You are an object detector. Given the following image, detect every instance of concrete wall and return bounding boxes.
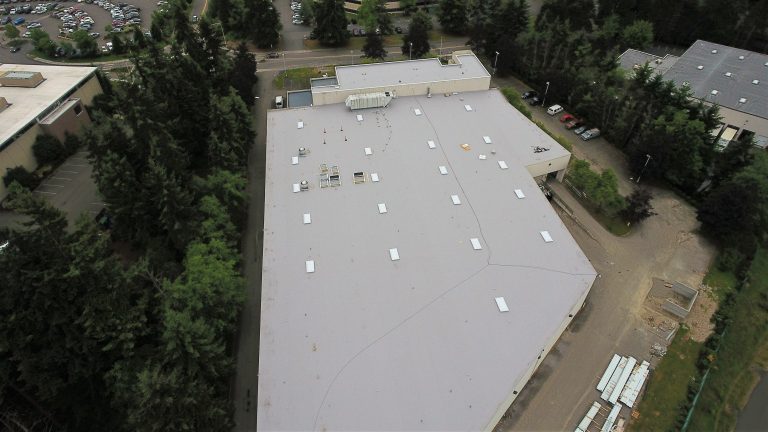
[311,77,492,106]
[0,73,102,201]
[0,125,42,199]
[484,281,593,431]
[705,102,768,141]
[526,154,570,178]
[41,100,93,143]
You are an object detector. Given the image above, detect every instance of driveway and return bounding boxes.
[34,150,104,227]
[490,75,716,431]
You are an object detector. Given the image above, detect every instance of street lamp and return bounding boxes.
[636,154,652,184]
[409,42,413,60]
[493,51,500,75]
[282,52,287,72]
[541,81,550,107]
[350,49,354,65]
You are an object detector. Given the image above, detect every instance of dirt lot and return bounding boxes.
[490,75,717,431]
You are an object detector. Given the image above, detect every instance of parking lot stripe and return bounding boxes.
[63,164,88,167]
[42,184,65,188]
[59,170,78,174]
[51,177,73,181]
[34,191,56,195]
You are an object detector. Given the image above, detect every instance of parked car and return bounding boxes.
[559,113,574,123]
[547,104,564,115]
[573,125,588,135]
[565,118,583,130]
[521,90,538,99]
[527,96,542,106]
[581,128,601,140]
[12,15,23,24]
[10,45,20,52]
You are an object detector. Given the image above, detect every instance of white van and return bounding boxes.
[275,95,284,109]
[547,104,563,116]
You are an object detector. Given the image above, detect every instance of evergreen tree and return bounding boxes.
[399,0,417,15]
[230,42,258,107]
[485,0,528,58]
[313,0,350,46]
[438,0,468,34]
[242,0,282,48]
[402,9,432,57]
[466,0,500,49]
[363,32,387,59]
[299,0,315,24]
[620,188,655,223]
[620,20,653,50]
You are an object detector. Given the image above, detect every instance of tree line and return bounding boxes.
[208,0,281,48]
[0,5,257,431]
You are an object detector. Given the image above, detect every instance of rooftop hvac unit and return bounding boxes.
[345,91,394,110]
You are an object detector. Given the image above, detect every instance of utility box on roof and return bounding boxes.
[344,91,393,110]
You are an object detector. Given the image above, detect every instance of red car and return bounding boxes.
[565,118,584,130]
[560,113,575,123]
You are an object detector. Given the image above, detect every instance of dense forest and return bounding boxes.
[0,7,257,431]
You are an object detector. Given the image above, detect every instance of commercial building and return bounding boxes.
[258,53,597,430]
[618,41,768,149]
[343,0,434,13]
[0,64,101,200]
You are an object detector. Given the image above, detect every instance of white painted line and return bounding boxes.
[451,195,461,205]
[42,184,64,188]
[495,297,509,312]
[63,164,88,167]
[50,177,73,181]
[59,170,78,174]
[34,191,56,195]
[470,238,482,250]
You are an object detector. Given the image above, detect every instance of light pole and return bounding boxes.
[350,49,354,65]
[409,42,413,60]
[636,154,652,184]
[493,51,500,75]
[541,81,550,107]
[282,52,287,72]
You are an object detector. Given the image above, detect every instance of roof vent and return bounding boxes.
[739,97,747,104]
[711,49,718,54]
[697,65,704,70]
[765,62,768,67]
[725,72,732,77]
[739,55,745,60]
[298,147,308,156]
[711,90,719,95]
[0,71,44,87]
[300,180,309,191]
[753,79,760,85]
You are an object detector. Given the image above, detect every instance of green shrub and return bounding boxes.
[32,134,67,166]
[535,120,572,151]
[3,166,39,189]
[566,159,626,215]
[501,87,532,119]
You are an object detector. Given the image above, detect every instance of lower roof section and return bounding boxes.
[258,89,597,431]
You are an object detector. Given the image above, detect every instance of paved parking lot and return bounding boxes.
[34,151,103,226]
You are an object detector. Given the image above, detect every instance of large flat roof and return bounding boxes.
[617,48,679,76]
[0,64,96,148]
[312,53,490,93]
[259,89,596,431]
[663,40,768,119]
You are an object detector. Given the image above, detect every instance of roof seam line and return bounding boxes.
[311,263,491,430]
[415,98,493,265]
[487,263,595,277]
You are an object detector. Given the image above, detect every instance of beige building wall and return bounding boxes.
[0,73,102,201]
[0,125,42,199]
[526,154,570,179]
[312,76,492,106]
[714,104,768,138]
